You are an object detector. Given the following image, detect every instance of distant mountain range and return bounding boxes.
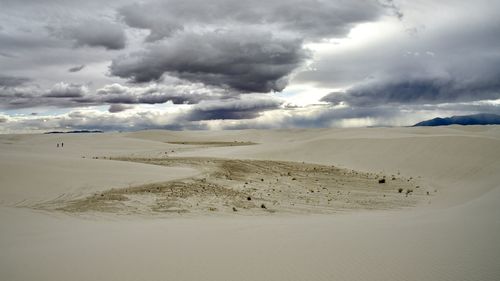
[413,113,500,127]
[44,130,103,134]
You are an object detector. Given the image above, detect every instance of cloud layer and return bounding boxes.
[112,0,390,93]
[302,0,500,108]
[119,0,384,42]
[110,30,309,92]
[321,75,500,106]
[0,80,226,109]
[1,0,499,132]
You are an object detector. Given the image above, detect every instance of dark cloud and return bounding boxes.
[68,65,85,72]
[0,116,7,123]
[321,76,500,106]
[108,104,133,113]
[0,75,31,87]
[54,20,126,50]
[112,0,394,93]
[118,0,385,42]
[185,97,282,121]
[44,82,87,98]
[96,83,221,105]
[110,30,310,92]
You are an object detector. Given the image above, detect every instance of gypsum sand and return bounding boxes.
[35,157,430,215]
[165,141,257,147]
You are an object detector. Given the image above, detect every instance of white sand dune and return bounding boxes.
[0,133,198,205]
[1,126,500,281]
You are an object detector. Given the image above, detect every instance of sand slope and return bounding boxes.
[1,126,500,281]
[0,133,198,205]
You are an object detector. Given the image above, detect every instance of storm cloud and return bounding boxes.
[321,76,500,106]
[110,30,309,92]
[111,0,394,93]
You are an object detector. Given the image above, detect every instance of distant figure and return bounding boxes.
[61,142,64,148]
[57,143,59,148]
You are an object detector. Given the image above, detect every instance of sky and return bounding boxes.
[0,0,499,132]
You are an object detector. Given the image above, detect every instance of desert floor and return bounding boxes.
[1,126,500,281]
